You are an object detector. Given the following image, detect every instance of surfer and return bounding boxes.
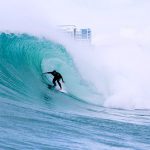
[43,70,64,90]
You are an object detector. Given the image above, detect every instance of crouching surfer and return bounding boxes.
[43,70,64,90]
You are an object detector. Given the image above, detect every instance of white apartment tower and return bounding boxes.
[59,25,92,43]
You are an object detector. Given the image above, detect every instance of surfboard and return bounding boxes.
[47,84,67,93]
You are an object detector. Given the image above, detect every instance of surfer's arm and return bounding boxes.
[61,77,65,83]
[43,72,52,74]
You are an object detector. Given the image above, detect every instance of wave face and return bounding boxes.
[0,33,44,101]
[0,33,150,150]
[0,33,101,104]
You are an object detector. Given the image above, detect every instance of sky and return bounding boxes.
[0,0,150,46]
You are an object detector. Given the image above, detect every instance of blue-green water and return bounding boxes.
[0,33,150,150]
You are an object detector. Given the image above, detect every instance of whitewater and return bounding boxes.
[0,32,150,150]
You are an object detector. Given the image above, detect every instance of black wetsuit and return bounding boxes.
[47,71,64,89]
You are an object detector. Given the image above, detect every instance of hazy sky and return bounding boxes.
[0,0,150,45]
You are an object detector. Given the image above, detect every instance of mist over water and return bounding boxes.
[64,37,150,109]
[98,41,150,109]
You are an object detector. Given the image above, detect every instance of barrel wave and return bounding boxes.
[0,33,91,104]
[0,32,150,150]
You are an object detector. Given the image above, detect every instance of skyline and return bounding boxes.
[0,0,150,46]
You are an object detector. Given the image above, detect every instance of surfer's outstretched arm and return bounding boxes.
[43,72,52,74]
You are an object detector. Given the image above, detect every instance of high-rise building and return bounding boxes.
[58,25,92,43]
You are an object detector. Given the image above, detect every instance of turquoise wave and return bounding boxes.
[0,33,150,150]
[0,32,99,105]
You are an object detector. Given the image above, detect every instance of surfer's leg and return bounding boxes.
[52,78,57,87]
[57,80,62,89]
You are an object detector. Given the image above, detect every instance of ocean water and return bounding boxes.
[0,33,150,150]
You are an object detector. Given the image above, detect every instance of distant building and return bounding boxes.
[58,25,92,43]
